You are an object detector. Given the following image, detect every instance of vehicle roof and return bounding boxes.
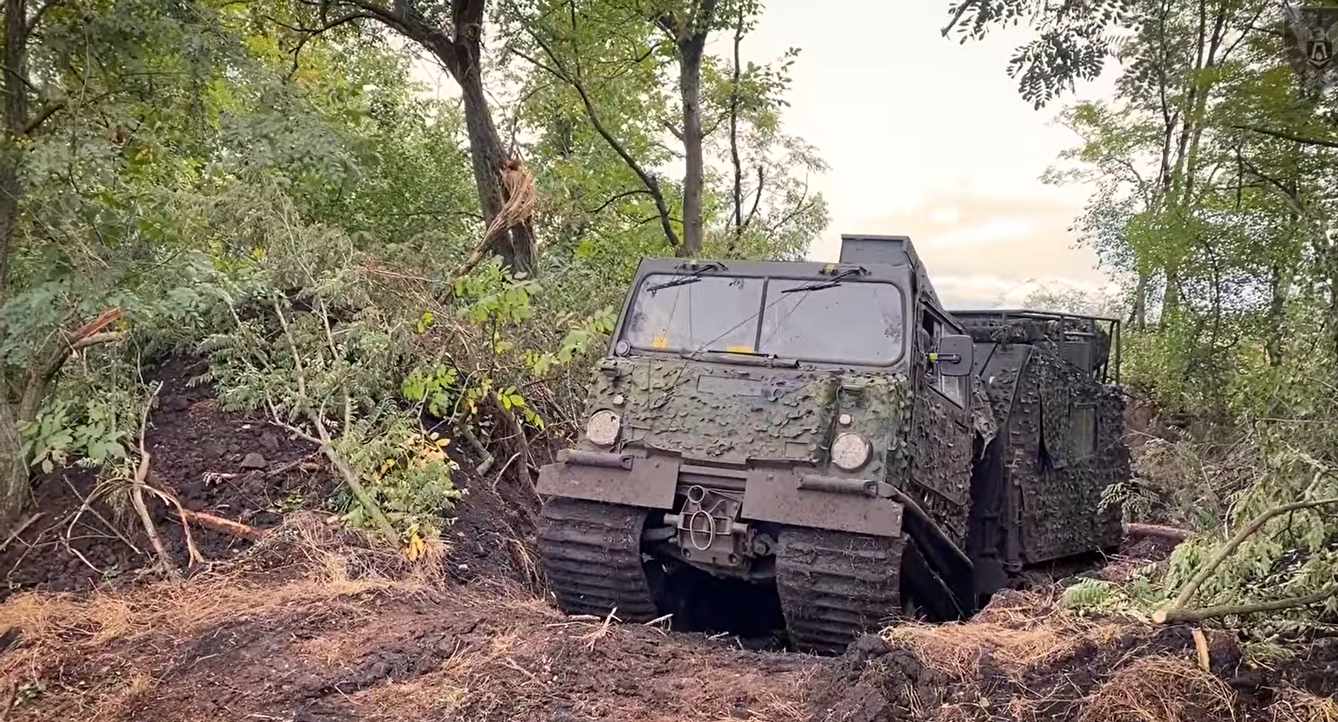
[633,256,911,282]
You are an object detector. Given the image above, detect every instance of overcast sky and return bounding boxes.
[410,3,1121,308]
[741,3,1121,308]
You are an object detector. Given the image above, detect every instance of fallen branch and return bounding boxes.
[145,486,205,566]
[130,382,179,580]
[0,513,41,553]
[272,297,398,542]
[459,423,495,475]
[1192,628,1210,671]
[1156,584,1338,625]
[265,452,321,478]
[176,508,264,542]
[1126,522,1195,543]
[1154,495,1338,623]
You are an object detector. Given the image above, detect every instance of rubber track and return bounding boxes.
[537,497,661,622]
[775,527,905,654]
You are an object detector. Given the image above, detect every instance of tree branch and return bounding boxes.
[517,29,681,249]
[941,0,981,37]
[25,0,61,38]
[743,165,764,230]
[20,99,62,136]
[277,12,377,75]
[1153,495,1338,622]
[272,297,398,542]
[585,189,652,216]
[1157,583,1338,625]
[1233,124,1338,150]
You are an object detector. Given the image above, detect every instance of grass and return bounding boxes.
[1080,656,1237,722]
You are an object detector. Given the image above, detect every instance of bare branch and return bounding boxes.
[516,28,682,249]
[585,189,652,216]
[1233,124,1338,150]
[20,99,62,135]
[130,382,180,579]
[1157,584,1338,625]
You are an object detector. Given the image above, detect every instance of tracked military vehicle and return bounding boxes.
[535,234,1129,653]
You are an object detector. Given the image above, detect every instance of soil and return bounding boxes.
[1,367,1336,721]
[0,357,538,602]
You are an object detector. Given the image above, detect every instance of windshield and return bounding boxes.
[758,279,905,363]
[624,275,764,353]
[621,273,905,365]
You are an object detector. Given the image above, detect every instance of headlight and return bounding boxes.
[585,410,621,446]
[831,433,870,470]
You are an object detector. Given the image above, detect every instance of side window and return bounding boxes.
[1073,404,1096,459]
[922,309,966,408]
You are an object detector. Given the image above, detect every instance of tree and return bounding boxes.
[652,0,720,255]
[289,0,538,277]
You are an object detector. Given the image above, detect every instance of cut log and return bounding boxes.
[1125,522,1195,542]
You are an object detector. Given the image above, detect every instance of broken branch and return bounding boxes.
[272,297,398,542]
[1156,584,1338,625]
[1125,522,1195,542]
[130,382,179,579]
[175,509,264,542]
[0,513,41,553]
[1154,495,1338,622]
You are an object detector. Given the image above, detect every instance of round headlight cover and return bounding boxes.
[586,409,621,446]
[831,433,871,470]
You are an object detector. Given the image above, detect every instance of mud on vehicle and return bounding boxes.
[535,234,1130,653]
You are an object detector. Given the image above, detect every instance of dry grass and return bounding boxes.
[1270,685,1338,722]
[1080,656,1237,722]
[882,590,1124,683]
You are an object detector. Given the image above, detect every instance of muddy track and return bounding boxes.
[536,498,663,621]
[776,527,905,654]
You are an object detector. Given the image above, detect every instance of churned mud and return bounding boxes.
[1,364,1336,721]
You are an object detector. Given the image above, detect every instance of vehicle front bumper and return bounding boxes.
[535,449,903,537]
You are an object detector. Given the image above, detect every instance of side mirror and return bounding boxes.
[932,334,975,377]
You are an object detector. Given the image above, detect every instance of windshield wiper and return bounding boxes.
[780,266,866,294]
[690,349,799,368]
[646,261,728,293]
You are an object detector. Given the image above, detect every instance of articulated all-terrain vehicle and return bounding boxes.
[535,234,1130,653]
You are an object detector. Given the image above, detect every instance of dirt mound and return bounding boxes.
[805,586,1338,722]
[0,358,328,599]
[808,596,1239,722]
[1,355,540,601]
[0,520,816,722]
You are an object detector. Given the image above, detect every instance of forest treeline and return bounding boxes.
[0,0,1335,634]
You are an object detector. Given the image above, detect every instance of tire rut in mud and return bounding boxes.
[536,497,662,621]
[775,527,905,654]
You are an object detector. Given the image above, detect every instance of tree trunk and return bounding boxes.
[0,398,27,532]
[727,10,744,250]
[0,0,29,531]
[0,0,27,291]
[456,69,536,276]
[1160,268,1180,324]
[1131,271,1148,331]
[678,45,704,257]
[1265,260,1287,367]
[354,0,537,278]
